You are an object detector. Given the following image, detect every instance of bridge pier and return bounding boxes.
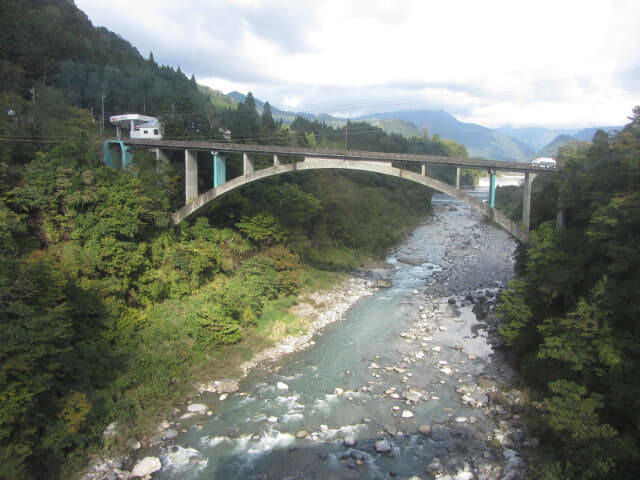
[243,153,254,176]
[489,170,497,208]
[116,138,555,243]
[556,206,565,230]
[213,153,226,187]
[103,140,133,168]
[522,172,536,233]
[185,149,198,202]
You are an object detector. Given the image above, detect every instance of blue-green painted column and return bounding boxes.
[213,153,226,187]
[103,140,133,168]
[122,144,133,167]
[489,170,496,208]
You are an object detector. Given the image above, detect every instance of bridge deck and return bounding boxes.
[124,138,556,173]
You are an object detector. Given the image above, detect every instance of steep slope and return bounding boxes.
[0,0,217,137]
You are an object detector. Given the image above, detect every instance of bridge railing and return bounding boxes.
[122,138,557,174]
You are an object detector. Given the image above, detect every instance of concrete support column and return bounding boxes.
[456,167,461,188]
[421,164,427,176]
[489,170,497,208]
[273,155,280,167]
[556,186,565,230]
[556,207,565,230]
[213,154,226,188]
[155,148,169,173]
[243,153,254,176]
[522,172,535,232]
[185,149,198,203]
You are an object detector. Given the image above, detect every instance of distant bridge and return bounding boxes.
[105,138,558,243]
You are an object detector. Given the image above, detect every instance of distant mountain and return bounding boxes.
[497,125,624,151]
[227,91,316,122]
[226,92,622,162]
[357,110,535,162]
[227,97,534,161]
[227,91,248,104]
[364,118,422,138]
[532,134,576,159]
[573,126,623,142]
[495,126,577,151]
[527,126,623,160]
[317,117,423,138]
[199,85,236,109]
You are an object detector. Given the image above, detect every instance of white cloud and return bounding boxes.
[75,0,640,128]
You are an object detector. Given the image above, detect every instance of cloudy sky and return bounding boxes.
[75,0,639,128]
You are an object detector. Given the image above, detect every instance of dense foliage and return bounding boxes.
[0,0,223,142]
[0,138,435,480]
[0,2,475,478]
[497,108,640,478]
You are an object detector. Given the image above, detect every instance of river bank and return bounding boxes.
[81,276,378,480]
[83,198,535,480]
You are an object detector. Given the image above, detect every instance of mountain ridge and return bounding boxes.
[225,94,621,162]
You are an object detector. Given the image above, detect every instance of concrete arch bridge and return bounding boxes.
[110,139,558,244]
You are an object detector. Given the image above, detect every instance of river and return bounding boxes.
[153,191,528,480]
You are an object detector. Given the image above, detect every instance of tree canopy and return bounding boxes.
[497,109,640,479]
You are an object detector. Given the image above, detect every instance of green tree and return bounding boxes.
[261,101,277,132]
[497,107,640,478]
[231,92,260,142]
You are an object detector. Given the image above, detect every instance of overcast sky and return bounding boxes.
[75,0,639,129]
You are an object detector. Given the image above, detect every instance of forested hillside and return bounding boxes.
[496,108,640,478]
[0,0,225,145]
[0,2,472,479]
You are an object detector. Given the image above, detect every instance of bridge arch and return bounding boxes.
[172,157,529,243]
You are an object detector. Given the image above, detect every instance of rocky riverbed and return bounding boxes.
[82,197,535,480]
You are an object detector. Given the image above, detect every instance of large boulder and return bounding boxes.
[375,440,392,453]
[397,257,427,266]
[376,279,393,288]
[131,456,162,478]
[403,390,421,403]
[102,422,118,438]
[215,380,239,394]
[383,424,397,436]
[343,434,357,447]
[187,403,208,414]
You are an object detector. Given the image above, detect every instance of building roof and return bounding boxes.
[110,114,159,127]
[135,120,160,129]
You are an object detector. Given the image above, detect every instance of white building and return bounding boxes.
[110,113,162,139]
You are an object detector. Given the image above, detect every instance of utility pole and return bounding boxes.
[100,94,105,137]
[345,118,349,150]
